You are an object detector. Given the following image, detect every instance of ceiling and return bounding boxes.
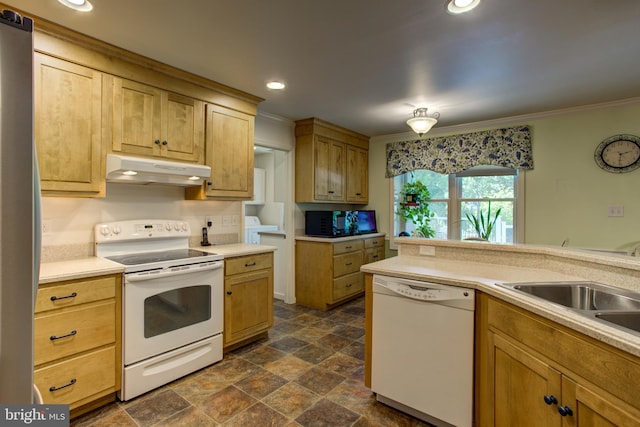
[6,0,640,136]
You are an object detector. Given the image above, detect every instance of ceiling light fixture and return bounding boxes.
[266,81,285,90]
[407,108,440,136]
[446,0,480,14]
[57,0,93,12]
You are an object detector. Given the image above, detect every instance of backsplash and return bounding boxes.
[41,183,242,262]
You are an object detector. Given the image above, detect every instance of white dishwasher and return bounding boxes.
[371,274,475,427]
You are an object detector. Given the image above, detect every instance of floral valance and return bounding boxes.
[385,125,533,177]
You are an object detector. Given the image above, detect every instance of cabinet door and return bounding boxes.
[111,77,162,157]
[35,54,105,196]
[562,376,640,427]
[314,137,345,201]
[162,92,204,163]
[491,333,562,427]
[346,145,368,203]
[204,104,254,198]
[224,269,273,346]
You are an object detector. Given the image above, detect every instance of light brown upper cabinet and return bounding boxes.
[346,145,368,204]
[186,104,255,200]
[295,118,369,204]
[34,53,106,197]
[110,77,205,163]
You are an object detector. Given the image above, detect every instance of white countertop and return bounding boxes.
[39,243,276,284]
[362,251,640,358]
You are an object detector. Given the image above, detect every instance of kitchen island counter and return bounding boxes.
[361,238,640,357]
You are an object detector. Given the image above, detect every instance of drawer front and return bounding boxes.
[363,236,384,249]
[333,251,363,277]
[225,252,273,276]
[333,272,364,301]
[36,276,116,314]
[333,240,363,255]
[364,246,385,264]
[35,346,115,407]
[35,301,115,366]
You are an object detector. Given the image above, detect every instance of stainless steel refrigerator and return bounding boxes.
[0,9,41,404]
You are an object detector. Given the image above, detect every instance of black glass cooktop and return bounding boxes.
[106,249,212,266]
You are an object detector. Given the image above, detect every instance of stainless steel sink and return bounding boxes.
[511,282,640,311]
[595,312,640,334]
[500,281,640,336]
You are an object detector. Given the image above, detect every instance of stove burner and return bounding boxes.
[106,249,212,266]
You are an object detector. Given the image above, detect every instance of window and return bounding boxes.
[392,166,523,244]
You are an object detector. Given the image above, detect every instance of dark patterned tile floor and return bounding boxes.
[70,297,434,427]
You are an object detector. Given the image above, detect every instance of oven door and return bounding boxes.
[123,261,223,365]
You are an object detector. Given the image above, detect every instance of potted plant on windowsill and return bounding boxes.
[465,200,502,241]
[397,180,435,238]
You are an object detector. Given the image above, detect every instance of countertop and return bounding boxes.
[295,232,385,243]
[39,243,276,284]
[361,252,640,358]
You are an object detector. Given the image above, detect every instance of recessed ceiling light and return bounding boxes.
[266,81,286,90]
[57,0,93,12]
[447,0,480,14]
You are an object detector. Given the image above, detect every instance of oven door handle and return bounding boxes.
[126,261,223,282]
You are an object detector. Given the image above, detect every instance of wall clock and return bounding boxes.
[594,134,640,173]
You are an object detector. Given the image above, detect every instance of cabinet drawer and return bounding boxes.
[35,301,115,366]
[363,236,384,249]
[225,252,273,276]
[364,247,385,264]
[333,272,364,301]
[36,276,116,314]
[333,240,362,255]
[333,251,363,277]
[35,346,115,407]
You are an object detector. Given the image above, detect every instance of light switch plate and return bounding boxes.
[608,205,624,217]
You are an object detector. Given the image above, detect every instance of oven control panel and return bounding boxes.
[95,219,191,242]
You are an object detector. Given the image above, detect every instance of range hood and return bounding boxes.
[106,154,211,186]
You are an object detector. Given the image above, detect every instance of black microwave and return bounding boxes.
[305,210,377,237]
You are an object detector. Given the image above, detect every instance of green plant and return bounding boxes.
[466,200,502,240]
[396,180,435,238]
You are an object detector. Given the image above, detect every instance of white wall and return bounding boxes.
[41,183,242,260]
[368,99,640,252]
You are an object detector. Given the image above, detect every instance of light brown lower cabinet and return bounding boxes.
[477,293,640,426]
[34,274,121,418]
[223,252,274,349]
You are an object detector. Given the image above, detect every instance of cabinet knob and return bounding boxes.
[207,181,212,186]
[154,139,161,145]
[226,291,232,295]
[543,395,558,405]
[328,191,334,194]
[162,140,168,145]
[356,193,361,196]
[557,406,573,417]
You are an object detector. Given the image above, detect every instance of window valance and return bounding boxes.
[385,125,533,177]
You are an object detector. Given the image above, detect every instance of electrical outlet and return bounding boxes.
[419,245,436,256]
[42,220,51,234]
[222,215,231,227]
[608,205,624,217]
[206,216,213,228]
[232,215,239,226]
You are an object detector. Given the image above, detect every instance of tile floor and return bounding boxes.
[71,297,433,426]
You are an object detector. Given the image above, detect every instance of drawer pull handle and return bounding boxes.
[345,246,352,249]
[226,291,233,295]
[245,262,257,267]
[373,255,379,259]
[543,395,558,405]
[346,283,353,288]
[50,292,77,302]
[558,405,573,417]
[345,262,353,266]
[50,330,77,341]
[49,378,76,392]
